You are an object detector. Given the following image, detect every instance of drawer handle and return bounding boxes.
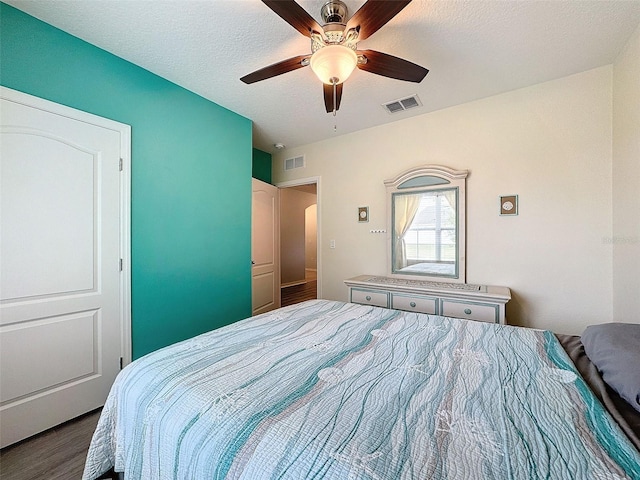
[366,295,372,301]
[464,308,472,315]
[410,302,416,308]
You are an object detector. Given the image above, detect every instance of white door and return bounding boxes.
[252,178,280,315]
[0,87,131,448]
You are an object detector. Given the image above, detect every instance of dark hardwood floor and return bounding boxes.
[281,280,317,307]
[0,409,101,480]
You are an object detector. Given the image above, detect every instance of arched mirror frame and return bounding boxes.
[384,165,469,283]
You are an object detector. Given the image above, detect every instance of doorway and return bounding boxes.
[278,182,318,307]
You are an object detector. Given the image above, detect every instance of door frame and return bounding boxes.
[1,86,132,367]
[276,176,321,299]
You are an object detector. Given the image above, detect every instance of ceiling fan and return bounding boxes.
[240,0,429,114]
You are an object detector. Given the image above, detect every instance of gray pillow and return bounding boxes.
[582,323,640,413]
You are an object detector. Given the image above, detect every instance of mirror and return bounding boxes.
[385,165,468,282]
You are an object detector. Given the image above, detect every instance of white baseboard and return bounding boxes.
[281,280,306,288]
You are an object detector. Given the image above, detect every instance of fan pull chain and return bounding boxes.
[331,78,338,131]
[332,78,337,117]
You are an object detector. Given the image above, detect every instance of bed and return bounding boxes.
[83,300,640,479]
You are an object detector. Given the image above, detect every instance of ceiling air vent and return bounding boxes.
[284,155,305,171]
[383,94,422,114]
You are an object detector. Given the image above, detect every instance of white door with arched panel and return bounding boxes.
[0,87,131,447]
[252,178,280,315]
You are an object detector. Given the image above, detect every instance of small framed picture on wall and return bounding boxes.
[358,206,369,223]
[500,195,518,216]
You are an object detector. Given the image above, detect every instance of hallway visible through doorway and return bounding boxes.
[280,183,317,307]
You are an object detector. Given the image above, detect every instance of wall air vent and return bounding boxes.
[284,155,305,171]
[383,94,423,114]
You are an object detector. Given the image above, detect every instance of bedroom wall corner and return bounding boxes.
[0,3,253,359]
[252,148,272,184]
[612,22,640,325]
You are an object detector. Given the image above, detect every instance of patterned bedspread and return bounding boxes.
[83,300,640,479]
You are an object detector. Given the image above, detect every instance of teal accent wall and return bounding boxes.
[0,3,253,359]
[252,148,272,184]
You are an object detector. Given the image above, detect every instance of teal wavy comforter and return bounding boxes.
[83,300,640,479]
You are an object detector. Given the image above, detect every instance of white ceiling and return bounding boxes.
[7,0,640,153]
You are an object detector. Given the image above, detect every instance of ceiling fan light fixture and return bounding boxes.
[310,45,357,85]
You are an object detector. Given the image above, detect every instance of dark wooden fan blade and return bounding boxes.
[240,55,310,84]
[346,0,412,41]
[356,49,428,82]
[262,0,323,38]
[323,82,343,113]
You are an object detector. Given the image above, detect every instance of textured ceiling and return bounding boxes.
[6,0,640,153]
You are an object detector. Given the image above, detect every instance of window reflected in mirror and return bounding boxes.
[393,188,457,276]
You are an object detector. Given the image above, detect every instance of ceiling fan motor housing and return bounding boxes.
[321,0,348,24]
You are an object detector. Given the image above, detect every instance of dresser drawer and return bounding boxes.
[440,300,498,323]
[391,294,437,314]
[351,289,389,308]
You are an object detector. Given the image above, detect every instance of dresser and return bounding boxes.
[344,275,511,324]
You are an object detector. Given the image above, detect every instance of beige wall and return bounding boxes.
[305,204,317,271]
[612,24,640,324]
[274,66,615,335]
